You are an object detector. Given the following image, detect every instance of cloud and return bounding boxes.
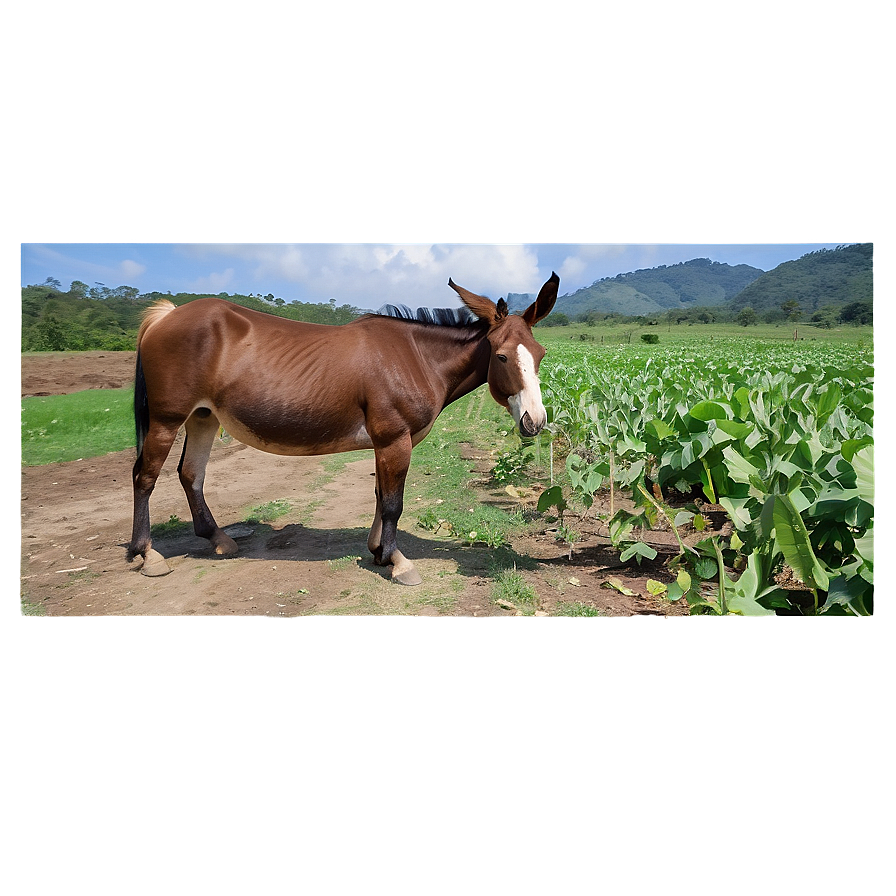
[191,243,545,308]
[188,267,236,294]
[119,259,146,279]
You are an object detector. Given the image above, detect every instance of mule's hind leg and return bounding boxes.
[128,420,181,576]
[178,410,239,557]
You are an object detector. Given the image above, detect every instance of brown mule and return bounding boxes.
[127,273,559,585]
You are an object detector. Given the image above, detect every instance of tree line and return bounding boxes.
[22,279,365,351]
[538,298,872,329]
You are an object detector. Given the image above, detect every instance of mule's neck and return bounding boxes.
[412,325,491,409]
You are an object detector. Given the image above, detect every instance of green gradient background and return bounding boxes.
[0,0,896,896]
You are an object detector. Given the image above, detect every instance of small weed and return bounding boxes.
[246,499,291,523]
[422,591,459,613]
[21,596,45,616]
[555,601,602,617]
[285,588,310,605]
[491,567,539,615]
[151,514,190,536]
[328,555,361,572]
[491,443,534,484]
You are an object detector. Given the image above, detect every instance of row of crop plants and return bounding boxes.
[534,338,873,615]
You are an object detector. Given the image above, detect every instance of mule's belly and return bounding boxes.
[210,404,375,457]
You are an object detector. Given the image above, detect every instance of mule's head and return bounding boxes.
[449,272,559,438]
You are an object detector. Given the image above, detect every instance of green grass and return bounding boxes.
[555,601,602,617]
[409,389,536,549]
[151,514,192,537]
[245,499,292,523]
[491,567,539,615]
[328,555,362,572]
[21,596,45,616]
[21,387,134,465]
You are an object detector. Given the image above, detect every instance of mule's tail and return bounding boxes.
[134,300,177,457]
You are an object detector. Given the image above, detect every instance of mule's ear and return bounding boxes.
[448,278,498,323]
[522,272,560,327]
[496,297,509,320]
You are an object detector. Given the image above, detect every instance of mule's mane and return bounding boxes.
[371,304,485,329]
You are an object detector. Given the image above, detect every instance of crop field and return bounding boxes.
[533,329,874,615]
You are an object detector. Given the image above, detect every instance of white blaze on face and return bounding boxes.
[506,344,546,434]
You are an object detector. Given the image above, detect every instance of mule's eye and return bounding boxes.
[497,353,508,363]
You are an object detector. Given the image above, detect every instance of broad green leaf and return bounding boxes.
[823,573,872,615]
[815,382,842,422]
[732,386,751,420]
[841,437,873,463]
[646,579,667,596]
[715,418,754,440]
[773,494,829,591]
[619,541,658,563]
[723,446,762,485]
[603,576,637,596]
[725,592,776,616]
[689,400,729,421]
[537,485,567,515]
[794,435,825,469]
[851,445,873,505]
[854,529,873,568]
[692,556,718,580]
[646,418,677,440]
[719,497,752,528]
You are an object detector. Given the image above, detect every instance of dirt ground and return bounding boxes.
[21,352,690,617]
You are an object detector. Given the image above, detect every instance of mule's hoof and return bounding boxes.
[391,552,422,586]
[212,532,239,557]
[141,548,172,577]
[393,566,423,586]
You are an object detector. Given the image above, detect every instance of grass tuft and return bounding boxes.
[246,499,292,523]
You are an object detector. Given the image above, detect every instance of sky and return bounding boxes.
[20,243,846,311]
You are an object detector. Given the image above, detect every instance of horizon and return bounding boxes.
[20,243,849,311]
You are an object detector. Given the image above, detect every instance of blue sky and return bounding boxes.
[20,243,845,311]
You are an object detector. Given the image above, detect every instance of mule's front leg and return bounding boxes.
[371,436,422,586]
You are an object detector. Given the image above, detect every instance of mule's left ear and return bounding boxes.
[522,272,560,327]
[449,278,500,323]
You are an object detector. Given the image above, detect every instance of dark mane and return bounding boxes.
[371,304,483,328]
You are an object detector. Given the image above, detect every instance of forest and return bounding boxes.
[21,281,364,351]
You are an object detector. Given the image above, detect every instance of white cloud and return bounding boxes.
[188,268,235,294]
[197,243,545,308]
[119,259,146,279]
[141,242,550,308]
[559,255,586,283]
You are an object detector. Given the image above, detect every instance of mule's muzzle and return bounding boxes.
[519,411,544,438]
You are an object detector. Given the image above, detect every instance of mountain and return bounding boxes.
[729,243,872,313]
[555,258,763,318]
[506,292,534,313]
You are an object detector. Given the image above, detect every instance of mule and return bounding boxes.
[127,272,559,584]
